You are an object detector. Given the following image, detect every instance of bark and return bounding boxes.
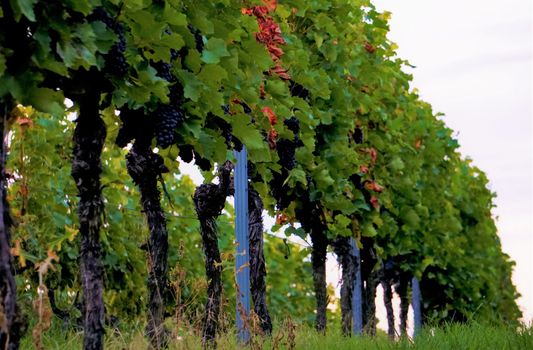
[310,225,328,333]
[71,92,106,350]
[126,144,169,349]
[332,236,356,336]
[193,163,232,346]
[0,101,27,350]
[397,273,410,337]
[362,269,378,335]
[382,279,395,339]
[297,198,328,333]
[248,189,272,335]
[361,241,377,336]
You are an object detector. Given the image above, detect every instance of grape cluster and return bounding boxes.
[269,116,306,209]
[155,104,184,148]
[90,8,128,77]
[275,116,304,171]
[207,115,234,149]
[152,61,176,82]
[270,171,296,210]
[151,57,187,149]
[353,127,363,144]
[276,139,296,170]
[240,102,252,114]
[188,25,205,53]
[289,81,310,100]
[284,117,300,134]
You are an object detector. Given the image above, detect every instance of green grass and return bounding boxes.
[20,320,532,349]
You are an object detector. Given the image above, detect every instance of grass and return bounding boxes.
[19,319,532,349]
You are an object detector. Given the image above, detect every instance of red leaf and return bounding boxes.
[16,117,33,127]
[262,107,277,125]
[268,128,278,149]
[276,212,288,225]
[269,63,290,80]
[262,0,278,11]
[267,44,284,60]
[364,41,376,53]
[369,148,378,164]
[359,165,369,174]
[365,180,384,193]
[253,6,269,17]
[370,196,380,209]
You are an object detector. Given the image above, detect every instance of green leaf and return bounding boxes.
[285,226,306,240]
[285,168,307,187]
[178,70,203,102]
[201,38,230,64]
[25,87,64,115]
[12,0,37,21]
[389,156,405,171]
[0,53,5,76]
[198,64,228,87]
[164,4,187,27]
[362,222,378,237]
[230,114,270,162]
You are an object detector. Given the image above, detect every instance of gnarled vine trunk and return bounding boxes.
[126,144,169,349]
[194,163,232,346]
[332,236,356,336]
[397,273,410,337]
[71,92,106,350]
[0,101,27,350]
[311,230,328,333]
[308,202,328,334]
[361,240,377,336]
[382,279,395,338]
[298,198,328,333]
[248,189,272,335]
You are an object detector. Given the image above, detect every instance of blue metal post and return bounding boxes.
[234,147,250,344]
[411,277,422,337]
[351,238,363,335]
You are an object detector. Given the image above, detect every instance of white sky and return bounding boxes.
[371,0,533,323]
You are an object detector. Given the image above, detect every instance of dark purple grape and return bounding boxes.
[152,61,176,82]
[89,7,128,77]
[188,25,204,52]
[276,139,296,170]
[289,81,309,99]
[155,104,184,148]
[284,117,300,134]
[353,127,363,144]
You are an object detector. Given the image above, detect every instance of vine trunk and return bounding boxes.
[0,101,27,350]
[332,236,356,336]
[71,92,106,350]
[248,189,272,335]
[194,163,232,346]
[126,144,169,349]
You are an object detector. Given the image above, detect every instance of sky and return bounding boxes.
[371,0,533,323]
